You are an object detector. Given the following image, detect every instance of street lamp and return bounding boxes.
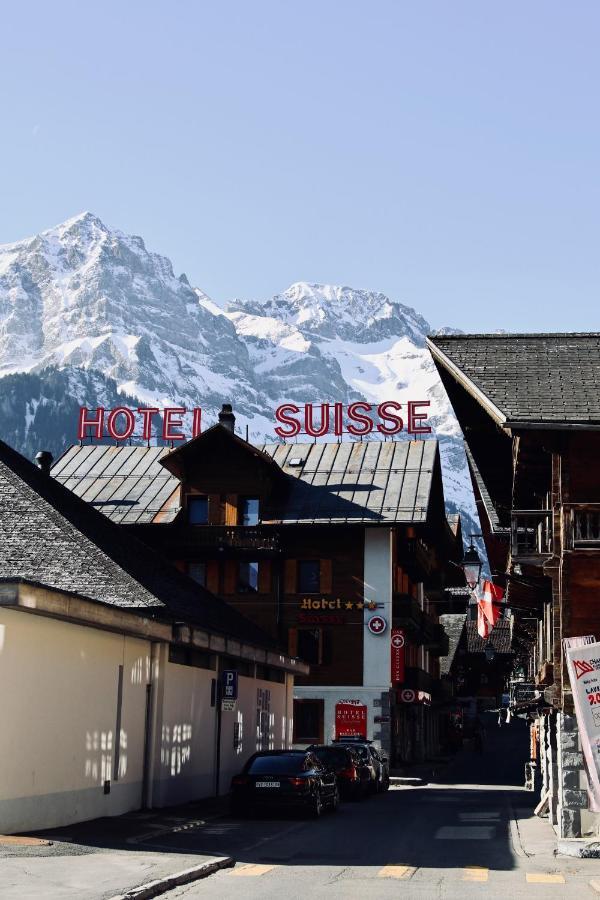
[461,540,483,591]
[484,639,496,663]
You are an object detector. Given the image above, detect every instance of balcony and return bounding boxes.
[156,525,280,555]
[398,538,434,579]
[510,510,552,562]
[393,593,425,637]
[424,623,449,657]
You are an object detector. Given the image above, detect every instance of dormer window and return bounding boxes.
[188,496,209,525]
[241,497,259,526]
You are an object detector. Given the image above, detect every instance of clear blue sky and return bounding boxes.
[1,1,599,331]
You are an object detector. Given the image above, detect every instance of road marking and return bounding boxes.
[231,863,277,877]
[0,835,52,846]
[463,866,489,882]
[377,865,416,879]
[435,825,495,840]
[525,873,566,884]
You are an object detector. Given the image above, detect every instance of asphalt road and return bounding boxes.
[151,716,600,899]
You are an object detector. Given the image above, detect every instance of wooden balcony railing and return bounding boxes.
[510,510,552,560]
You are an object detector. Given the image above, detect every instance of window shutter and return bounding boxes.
[258,559,271,593]
[288,627,298,657]
[284,559,297,593]
[224,560,237,594]
[208,494,221,525]
[225,494,238,526]
[206,560,220,593]
[320,559,332,594]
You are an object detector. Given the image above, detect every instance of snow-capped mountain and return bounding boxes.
[0,213,476,529]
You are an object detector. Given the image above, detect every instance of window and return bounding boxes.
[296,627,332,666]
[298,559,320,593]
[188,496,208,525]
[241,497,260,526]
[188,562,206,586]
[238,561,259,592]
[293,699,324,744]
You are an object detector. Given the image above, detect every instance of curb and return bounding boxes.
[390,777,426,786]
[108,856,235,900]
[557,839,600,858]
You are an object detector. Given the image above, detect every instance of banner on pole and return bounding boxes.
[391,628,405,685]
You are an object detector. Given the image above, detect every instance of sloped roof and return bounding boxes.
[466,619,513,655]
[0,439,278,647]
[439,614,466,675]
[52,445,179,523]
[261,440,438,524]
[54,436,441,526]
[427,333,600,428]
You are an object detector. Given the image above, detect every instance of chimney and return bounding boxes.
[35,450,54,475]
[218,403,236,433]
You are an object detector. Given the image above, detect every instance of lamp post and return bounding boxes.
[460,538,483,591]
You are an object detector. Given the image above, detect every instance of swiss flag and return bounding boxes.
[475,580,505,638]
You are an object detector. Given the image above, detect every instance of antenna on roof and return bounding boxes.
[246,424,249,442]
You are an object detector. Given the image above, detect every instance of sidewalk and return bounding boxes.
[0,798,234,900]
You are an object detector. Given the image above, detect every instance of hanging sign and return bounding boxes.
[564,635,600,811]
[391,628,405,685]
[399,689,416,703]
[367,615,387,635]
[335,702,367,739]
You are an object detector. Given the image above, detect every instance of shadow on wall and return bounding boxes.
[161,723,193,777]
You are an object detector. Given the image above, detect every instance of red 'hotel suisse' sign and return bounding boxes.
[335,701,367,739]
[76,401,432,441]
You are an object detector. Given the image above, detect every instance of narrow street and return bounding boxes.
[144,716,600,898]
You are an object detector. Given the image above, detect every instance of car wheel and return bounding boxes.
[312,792,323,818]
[382,775,390,792]
[329,786,340,812]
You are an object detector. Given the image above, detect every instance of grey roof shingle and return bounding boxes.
[427,333,600,427]
[439,614,466,675]
[0,439,279,648]
[466,619,512,654]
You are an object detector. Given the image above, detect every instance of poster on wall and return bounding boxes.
[564,635,600,812]
[335,701,367,739]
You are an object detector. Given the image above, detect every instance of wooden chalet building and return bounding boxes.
[52,405,464,765]
[428,333,600,840]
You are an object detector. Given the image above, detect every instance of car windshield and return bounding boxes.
[312,748,350,767]
[352,746,369,761]
[247,755,306,775]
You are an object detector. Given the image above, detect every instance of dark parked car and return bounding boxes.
[230,750,340,817]
[308,744,371,800]
[332,738,390,792]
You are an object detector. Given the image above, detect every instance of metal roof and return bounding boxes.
[261,440,438,524]
[53,438,439,526]
[52,445,180,524]
[427,333,600,428]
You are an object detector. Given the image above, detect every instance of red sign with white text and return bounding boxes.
[391,628,405,685]
[335,702,367,739]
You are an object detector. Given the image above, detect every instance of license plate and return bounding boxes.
[256,781,280,788]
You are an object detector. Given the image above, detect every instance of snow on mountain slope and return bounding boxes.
[0,217,477,528]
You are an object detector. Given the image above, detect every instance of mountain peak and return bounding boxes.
[230,282,431,345]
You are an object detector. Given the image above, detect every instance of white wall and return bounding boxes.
[363,528,393,688]
[151,656,217,807]
[293,685,387,750]
[218,674,293,793]
[0,608,150,833]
